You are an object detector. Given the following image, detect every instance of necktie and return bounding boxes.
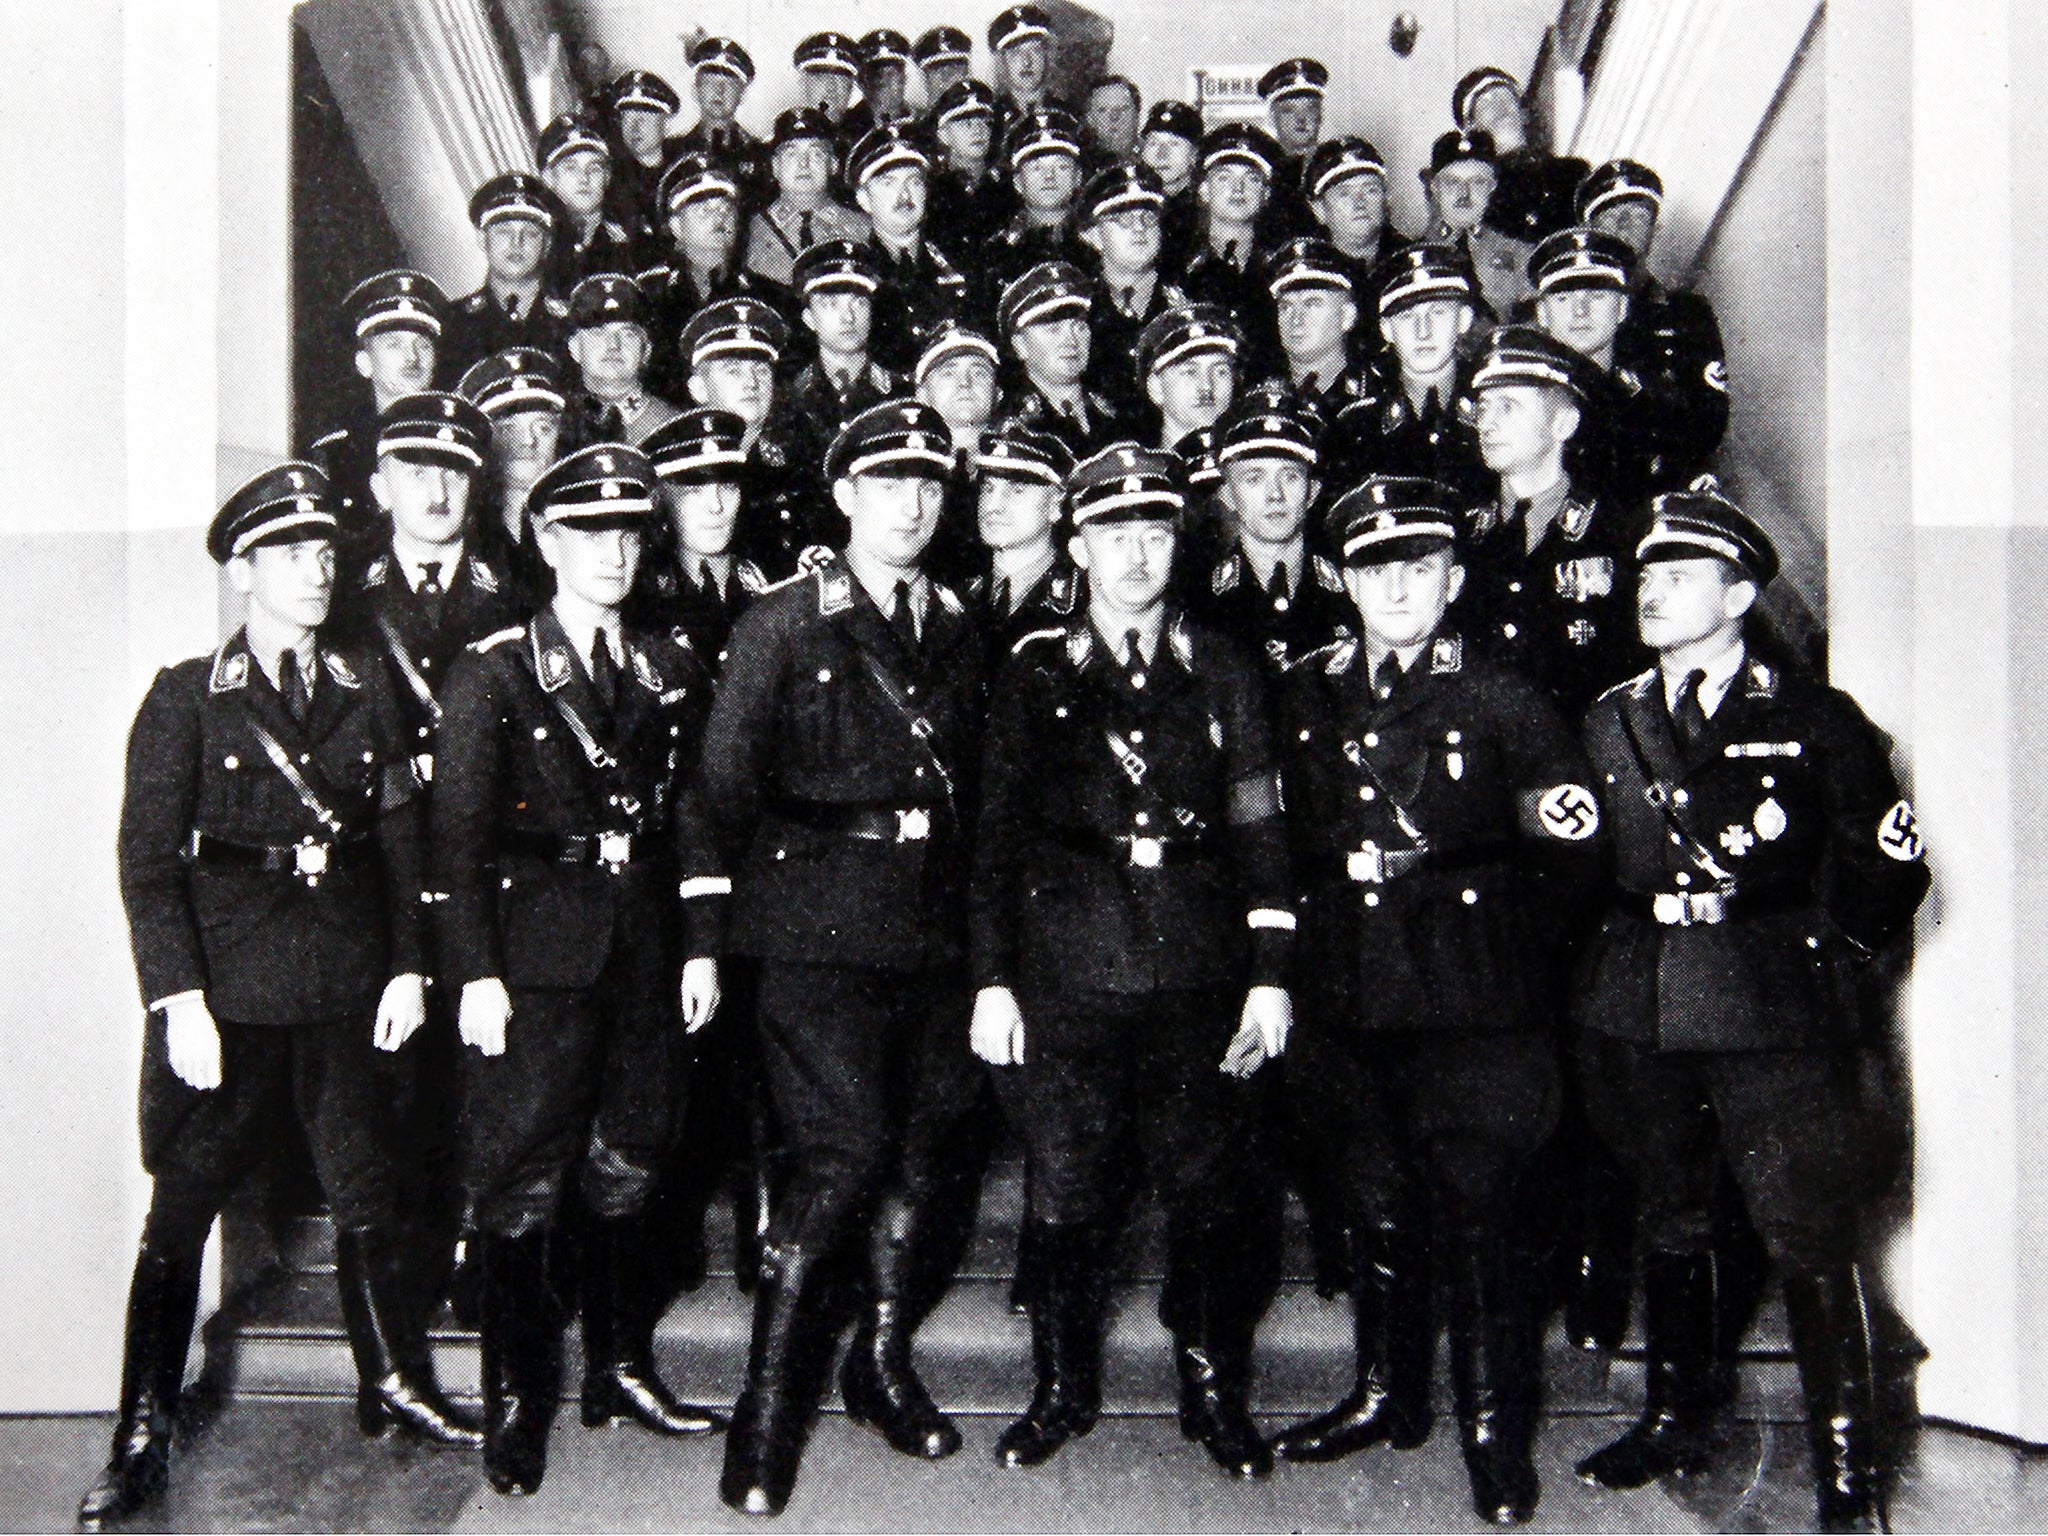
[282,650,313,723]
[1120,285,1136,317]
[418,561,443,595]
[599,404,626,441]
[991,575,1010,616]
[590,635,621,714]
[799,210,815,247]
[890,580,920,657]
[1671,668,1709,749]
[503,291,522,320]
[700,560,724,602]
[1372,651,1399,701]
[1223,240,1240,269]
[1270,563,1292,608]
[1125,628,1146,678]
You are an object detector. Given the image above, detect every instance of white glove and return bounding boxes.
[971,986,1028,1067]
[164,995,222,1091]
[459,977,512,1057]
[679,957,721,1032]
[374,973,428,1053]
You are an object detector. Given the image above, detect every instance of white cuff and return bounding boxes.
[679,876,733,900]
[1247,909,1297,931]
[150,989,204,1013]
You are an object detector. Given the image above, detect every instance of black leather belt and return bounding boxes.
[1047,824,1213,867]
[501,828,651,872]
[1613,887,1808,927]
[189,830,364,884]
[775,800,941,843]
[1318,841,1511,884]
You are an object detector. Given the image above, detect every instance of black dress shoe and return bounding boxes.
[582,1362,726,1435]
[360,1372,485,1448]
[720,1391,803,1517]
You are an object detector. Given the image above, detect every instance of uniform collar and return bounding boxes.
[1661,638,1747,719]
[1500,473,1571,553]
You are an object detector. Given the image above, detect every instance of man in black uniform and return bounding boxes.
[916,320,1005,583]
[791,32,862,142]
[838,29,919,146]
[1577,160,1731,488]
[913,25,975,107]
[605,70,682,252]
[457,347,569,600]
[337,393,525,1321]
[636,409,769,696]
[1459,324,1648,718]
[1182,123,1286,378]
[437,443,729,1497]
[1078,162,1189,424]
[309,271,448,544]
[443,174,570,385]
[1138,100,1204,275]
[997,261,1127,457]
[668,38,771,213]
[1318,245,1488,505]
[1267,238,1374,418]
[848,123,974,376]
[970,441,1295,1480]
[926,80,1009,257]
[1303,140,1403,332]
[1265,477,1601,1526]
[1419,130,1498,253]
[1569,483,1928,1534]
[988,4,1071,147]
[983,108,1090,309]
[639,152,780,402]
[539,113,640,289]
[964,421,1081,659]
[1199,397,1353,671]
[1136,303,1243,453]
[782,240,901,464]
[1255,58,1328,244]
[81,465,476,1532]
[701,402,989,1516]
[678,297,818,578]
[562,274,681,451]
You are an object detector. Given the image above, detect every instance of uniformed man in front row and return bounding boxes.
[436,444,730,1497]
[1570,482,1928,1535]
[970,443,1294,1481]
[701,401,990,1516]
[1267,477,1603,1526]
[336,392,524,1329]
[84,465,476,1532]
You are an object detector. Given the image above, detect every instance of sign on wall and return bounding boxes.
[1189,65,1274,125]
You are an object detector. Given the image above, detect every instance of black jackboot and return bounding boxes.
[77,1240,203,1531]
[1446,1238,1541,1525]
[1169,1232,1272,1481]
[1575,1250,1727,1489]
[479,1229,560,1497]
[1273,1219,1434,1460]
[1783,1264,1886,1535]
[721,1238,828,1517]
[995,1221,1105,1467]
[580,1215,724,1435]
[840,1192,960,1458]
[334,1226,482,1447]
[732,1084,777,1294]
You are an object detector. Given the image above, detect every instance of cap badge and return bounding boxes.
[1123,476,1142,494]
[438,427,455,442]
[907,432,926,451]
[602,481,620,498]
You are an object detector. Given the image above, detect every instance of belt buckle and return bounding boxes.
[293,839,329,886]
[1129,835,1164,868]
[596,831,632,872]
[896,807,931,842]
[1346,846,1384,884]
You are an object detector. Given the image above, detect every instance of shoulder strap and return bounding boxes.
[1614,701,1736,888]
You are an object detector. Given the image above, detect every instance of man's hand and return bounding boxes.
[1219,988,1291,1078]
[460,978,512,1057]
[164,995,222,1090]
[680,957,721,1032]
[374,973,428,1053]
[1244,985,1291,1059]
[971,986,1027,1067]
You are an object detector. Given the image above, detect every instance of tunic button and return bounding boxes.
[223,755,238,770]
[299,753,311,765]
[1806,936,1820,949]
[1669,833,1683,845]
[1274,597,1289,613]
[1363,892,1379,908]
[1508,581,1522,594]
[1298,730,1311,742]
[534,727,548,740]
[1131,673,1146,689]
[906,685,917,697]
[1502,623,1518,639]
[421,657,432,670]
[1446,731,1461,745]
[1762,775,1776,788]
[915,766,926,778]
[1129,729,1143,744]
[1363,732,1378,747]
[1358,787,1372,801]
[1461,889,1478,905]
[1675,872,1691,887]
[1135,812,1151,827]
[1673,789,1689,804]
[774,849,787,861]
[1055,706,1068,718]
[362,751,374,763]
[418,725,429,738]
[818,669,832,682]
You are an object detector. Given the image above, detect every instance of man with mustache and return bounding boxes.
[848,123,973,377]
[639,151,782,402]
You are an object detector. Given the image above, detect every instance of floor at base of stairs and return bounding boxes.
[9,1405,2046,1534]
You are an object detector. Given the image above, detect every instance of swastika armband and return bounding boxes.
[1877,799,1923,862]
[1519,782,1600,841]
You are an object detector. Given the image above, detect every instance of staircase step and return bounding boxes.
[209,1265,1803,1421]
